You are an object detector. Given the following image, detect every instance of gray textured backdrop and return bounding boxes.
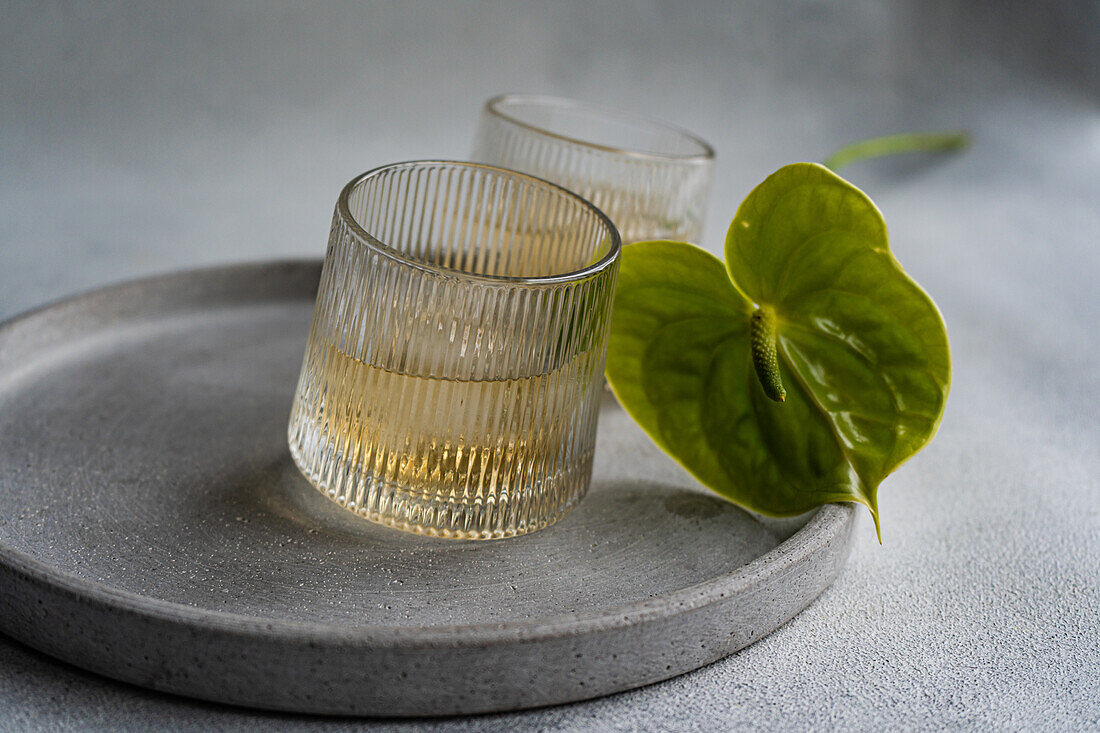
[1,1,1098,730]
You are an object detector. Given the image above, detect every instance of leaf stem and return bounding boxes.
[822,131,970,171]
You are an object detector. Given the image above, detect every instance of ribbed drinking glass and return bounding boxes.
[471,93,715,244]
[288,161,621,539]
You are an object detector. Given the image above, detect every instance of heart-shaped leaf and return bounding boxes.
[605,163,951,537]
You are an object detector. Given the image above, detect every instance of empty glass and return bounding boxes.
[471,93,715,244]
[288,161,621,539]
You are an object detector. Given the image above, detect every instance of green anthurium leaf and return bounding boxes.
[605,162,951,538]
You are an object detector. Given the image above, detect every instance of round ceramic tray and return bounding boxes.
[0,261,857,716]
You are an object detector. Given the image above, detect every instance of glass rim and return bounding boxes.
[337,160,622,286]
[483,93,716,163]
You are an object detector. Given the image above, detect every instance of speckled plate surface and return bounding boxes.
[0,261,856,716]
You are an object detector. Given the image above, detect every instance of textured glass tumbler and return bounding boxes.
[288,161,621,539]
[472,93,715,244]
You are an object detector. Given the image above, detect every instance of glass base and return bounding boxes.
[287,422,590,540]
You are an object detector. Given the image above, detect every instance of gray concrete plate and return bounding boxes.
[0,261,857,716]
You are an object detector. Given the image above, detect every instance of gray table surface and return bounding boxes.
[1,2,1097,730]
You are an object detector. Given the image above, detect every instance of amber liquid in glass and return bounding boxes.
[290,337,596,539]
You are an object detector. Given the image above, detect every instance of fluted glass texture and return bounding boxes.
[288,162,621,539]
[471,94,715,245]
